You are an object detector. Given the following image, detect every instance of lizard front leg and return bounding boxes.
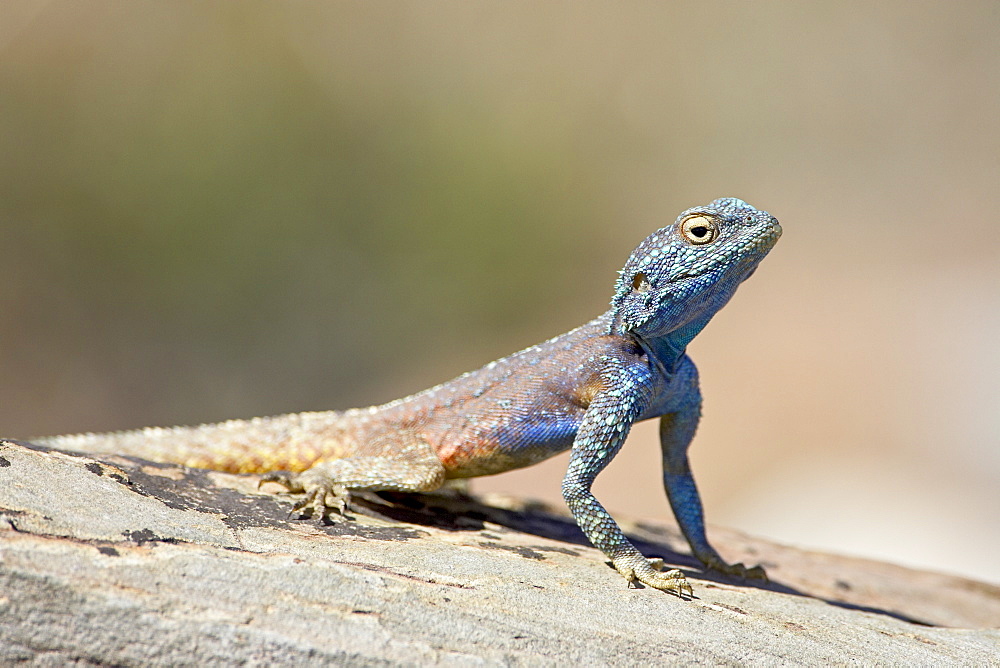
[261,430,446,518]
[561,355,692,596]
[659,388,766,580]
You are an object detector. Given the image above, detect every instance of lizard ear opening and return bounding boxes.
[631,273,651,293]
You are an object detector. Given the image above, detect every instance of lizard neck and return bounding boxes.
[631,316,711,377]
[606,301,720,378]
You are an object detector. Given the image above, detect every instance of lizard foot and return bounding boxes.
[700,554,768,581]
[615,556,693,597]
[259,470,304,492]
[259,470,352,520]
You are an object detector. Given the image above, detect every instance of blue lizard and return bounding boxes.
[38,197,781,595]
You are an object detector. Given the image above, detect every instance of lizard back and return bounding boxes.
[34,314,621,475]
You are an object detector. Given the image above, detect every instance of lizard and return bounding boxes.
[34,197,781,595]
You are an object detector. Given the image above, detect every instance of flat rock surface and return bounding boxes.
[1,439,998,666]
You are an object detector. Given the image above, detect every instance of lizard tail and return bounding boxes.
[32,410,363,474]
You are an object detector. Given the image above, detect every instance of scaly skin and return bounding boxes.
[36,197,781,596]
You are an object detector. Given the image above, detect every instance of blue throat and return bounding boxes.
[633,317,713,378]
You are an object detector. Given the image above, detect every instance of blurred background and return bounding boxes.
[1,2,998,584]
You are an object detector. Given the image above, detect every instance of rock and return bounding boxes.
[1,439,997,665]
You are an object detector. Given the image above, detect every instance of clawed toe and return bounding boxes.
[646,568,693,597]
[740,564,768,581]
[259,470,353,522]
[616,557,693,597]
[259,470,300,492]
[286,484,351,521]
[290,487,322,516]
[724,561,767,581]
[708,557,768,582]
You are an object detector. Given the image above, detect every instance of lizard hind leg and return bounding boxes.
[260,430,446,520]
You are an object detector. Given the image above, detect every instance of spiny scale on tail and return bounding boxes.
[34,409,369,474]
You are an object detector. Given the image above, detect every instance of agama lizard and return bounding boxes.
[35,197,781,595]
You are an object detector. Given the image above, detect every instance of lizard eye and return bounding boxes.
[631,272,651,293]
[680,215,720,245]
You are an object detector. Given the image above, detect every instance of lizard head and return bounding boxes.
[610,198,781,349]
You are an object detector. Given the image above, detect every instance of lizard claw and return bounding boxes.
[737,564,768,581]
[640,566,693,597]
[701,555,768,582]
[259,470,302,492]
[260,471,351,520]
[615,557,693,597]
[289,482,351,520]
